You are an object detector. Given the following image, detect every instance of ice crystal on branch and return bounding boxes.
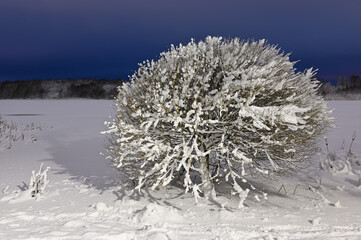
[104,36,331,206]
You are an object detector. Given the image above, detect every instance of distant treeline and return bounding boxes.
[0,79,125,99]
[318,75,361,100]
[2,75,361,100]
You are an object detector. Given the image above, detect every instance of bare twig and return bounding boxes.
[277,184,287,195]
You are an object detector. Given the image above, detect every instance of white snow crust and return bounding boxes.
[0,100,361,239]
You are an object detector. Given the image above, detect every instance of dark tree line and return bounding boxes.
[318,75,361,97]
[0,79,124,99]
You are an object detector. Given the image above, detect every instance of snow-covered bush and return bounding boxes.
[0,115,21,151]
[104,36,331,204]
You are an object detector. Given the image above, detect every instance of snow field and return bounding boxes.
[0,100,360,239]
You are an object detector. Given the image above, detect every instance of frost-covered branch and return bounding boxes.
[29,163,50,197]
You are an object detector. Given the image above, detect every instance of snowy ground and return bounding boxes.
[0,100,361,240]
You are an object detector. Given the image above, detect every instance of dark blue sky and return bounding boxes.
[1,0,360,83]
